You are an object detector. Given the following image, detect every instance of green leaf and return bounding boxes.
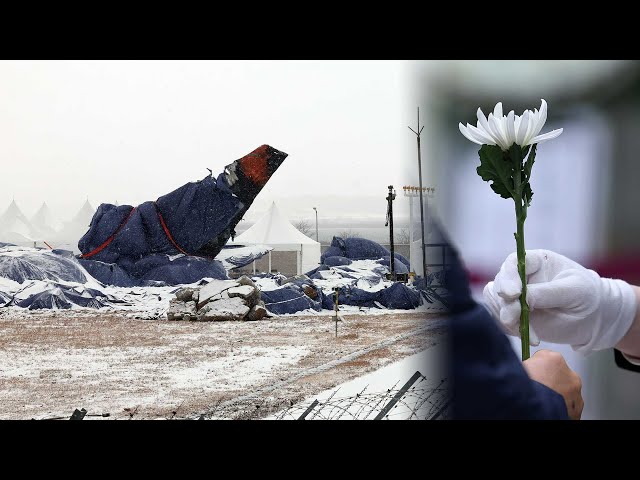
[523,144,537,182]
[522,144,537,207]
[522,180,534,207]
[476,145,515,200]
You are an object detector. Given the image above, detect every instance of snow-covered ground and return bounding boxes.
[0,310,446,420]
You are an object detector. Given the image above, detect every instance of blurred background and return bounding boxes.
[410,60,640,419]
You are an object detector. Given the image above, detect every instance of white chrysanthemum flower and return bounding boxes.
[459,99,563,151]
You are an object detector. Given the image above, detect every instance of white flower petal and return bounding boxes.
[505,110,516,148]
[529,100,548,141]
[460,99,561,150]
[488,113,509,150]
[467,123,497,145]
[476,108,497,143]
[515,110,530,145]
[493,102,503,118]
[523,110,540,145]
[459,122,484,145]
[529,128,563,145]
[538,99,548,127]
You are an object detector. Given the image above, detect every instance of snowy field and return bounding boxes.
[0,245,448,420]
[0,310,447,420]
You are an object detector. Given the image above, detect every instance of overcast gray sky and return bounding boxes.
[0,60,417,224]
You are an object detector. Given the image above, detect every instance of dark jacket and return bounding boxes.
[442,226,569,419]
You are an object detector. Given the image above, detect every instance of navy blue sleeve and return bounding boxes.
[437,220,569,420]
[451,303,569,420]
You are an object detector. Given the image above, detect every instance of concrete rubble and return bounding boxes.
[167,276,266,322]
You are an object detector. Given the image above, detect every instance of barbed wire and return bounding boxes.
[272,373,450,420]
[28,372,451,420]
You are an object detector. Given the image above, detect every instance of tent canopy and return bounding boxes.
[0,199,38,243]
[31,202,63,234]
[234,202,320,274]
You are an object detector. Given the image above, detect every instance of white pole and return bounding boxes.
[252,259,256,275]
[268,250,272,273]
[408,195,414,270]
[313,207,318,241]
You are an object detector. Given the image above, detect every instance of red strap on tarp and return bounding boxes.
[80,207,136,259]
[154,202,192,256]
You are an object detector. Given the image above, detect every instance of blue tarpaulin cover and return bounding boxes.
[260,236,422,314]
[77,145,287,286]
[320,237,410,270]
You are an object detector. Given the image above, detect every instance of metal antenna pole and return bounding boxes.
[313,207,318,242]
[385,185,396,281]
[408,107,427,279]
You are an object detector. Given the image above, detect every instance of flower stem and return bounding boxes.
[515,206,530,360]
[513,182,530,361]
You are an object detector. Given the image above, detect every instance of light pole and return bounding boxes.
[409,107,427,279]
[313,207,319,242]
[385,185,397,281]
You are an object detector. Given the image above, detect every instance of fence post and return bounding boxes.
[374,371,422,420]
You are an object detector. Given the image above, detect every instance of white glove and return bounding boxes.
[483,249,638,353]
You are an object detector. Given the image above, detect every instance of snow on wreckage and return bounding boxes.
[0,144,436,316]
[0,145,287,311]
[76,144,287,286]
[255,236,426,315]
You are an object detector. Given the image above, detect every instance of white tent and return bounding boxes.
[71,199,95,226]
[0,199,39,246]
[234,202,321,275]
[53,199,96,253]
[30,202,63,237]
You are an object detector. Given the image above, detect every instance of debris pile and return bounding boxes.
[167,276,267,321]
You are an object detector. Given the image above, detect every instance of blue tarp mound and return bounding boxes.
[0,250,88,284]
[337,286,382,308]
[324,256,352,267]
[379,282,421,309]
[283,277,332,308]
[76,145,287,286]
[260,285,322,315]
[251,272,287,286]
[321,290,335,310]
[0,291,11,306]
[321,237,390,263]
[0,248,120,310]
[15,284,113,310]
[394,252,410,269]
[260,274,422,314]
[320,237,411,271]
[377,256,409,274]
[319,246,343,260]
[79,254,227,287]
[336,282,421,310]
[78,259,138,288]
[305,265,330,278]
[139,255,227,285]
[215,244,272,270]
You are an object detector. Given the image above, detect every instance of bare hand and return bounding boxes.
[523,349,584,420]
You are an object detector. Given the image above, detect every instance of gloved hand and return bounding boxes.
[483,249,638,353]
